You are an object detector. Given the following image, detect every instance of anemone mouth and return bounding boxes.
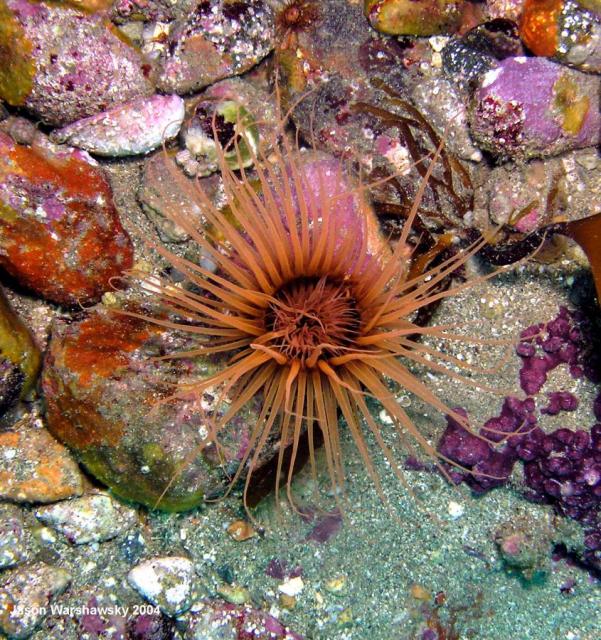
[264,276,362,368]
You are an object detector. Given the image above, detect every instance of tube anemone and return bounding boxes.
[122,122,513,514]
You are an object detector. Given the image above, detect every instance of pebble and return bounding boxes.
[35,493,137,544]
[226,519,256,541]
[127,556,195,616]
[50,94,185,158]
[0,0,153,126]
[0,562,71,639]
[0,413,84,504]
[0,504,31,569]
[411,76,482,161]
[278,576,304,597]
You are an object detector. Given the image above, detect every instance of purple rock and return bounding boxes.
[470,57,601,159]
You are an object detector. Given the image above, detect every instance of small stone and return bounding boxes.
[216,583,251,605]
[226,519,256,541]
[493,512,555,578]
[324,575,347,595]
[410,583,431,601]
[50,94,185,158]
[278,576,304,597]
[128,556,195,616]
[0,414,84,504]
[0,562,71,638]
[35,494,137,544]
[279,593,296,609]
[0,504,31,569]
[139,151,222,243]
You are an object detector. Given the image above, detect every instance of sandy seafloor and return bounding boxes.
[12,221,601,639]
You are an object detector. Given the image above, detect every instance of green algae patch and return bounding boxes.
[0,0,35,106]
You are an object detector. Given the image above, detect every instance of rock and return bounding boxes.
[520,0,601,73]
[410,76,482,161]
[156,0,274,94]
[0,288,41,412]
[176,77,277,177]
[484,0,525,21]
[0,562,71,639]
[35,494,137,544]
[470,56,601,159]
[494,510,557,578]
[110,0,174,24]
[127,556,195,616]
[50,94,185,158]
[139,152,222,243]
[477,158,562,232]
[0,0,153,126]
[0,132,134,306]
[277,0,473,229]
[185,600,304,640]
[0,504,31,569]
[42,307,278,511]
[364,0,465,36]
[0,413,84,503]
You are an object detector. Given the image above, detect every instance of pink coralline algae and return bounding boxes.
[438,307,601,566]
[470,57,601,159]
[50,94,185,157]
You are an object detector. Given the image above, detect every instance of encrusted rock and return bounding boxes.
[35,493,137,544]
[42,307,278,511]
[0,0,154,126]
[0,504,31,569]
[0,562,71,638]
[520,0,601,73]
[50,94,185,158]
[0,132,134,306]
[470,56,601,159]
[364,0,465,36]
[139,152,223,243]
[127,556,196,616]
[156,0,274,94]
[176,77,278,177]
[0,413,84,504]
